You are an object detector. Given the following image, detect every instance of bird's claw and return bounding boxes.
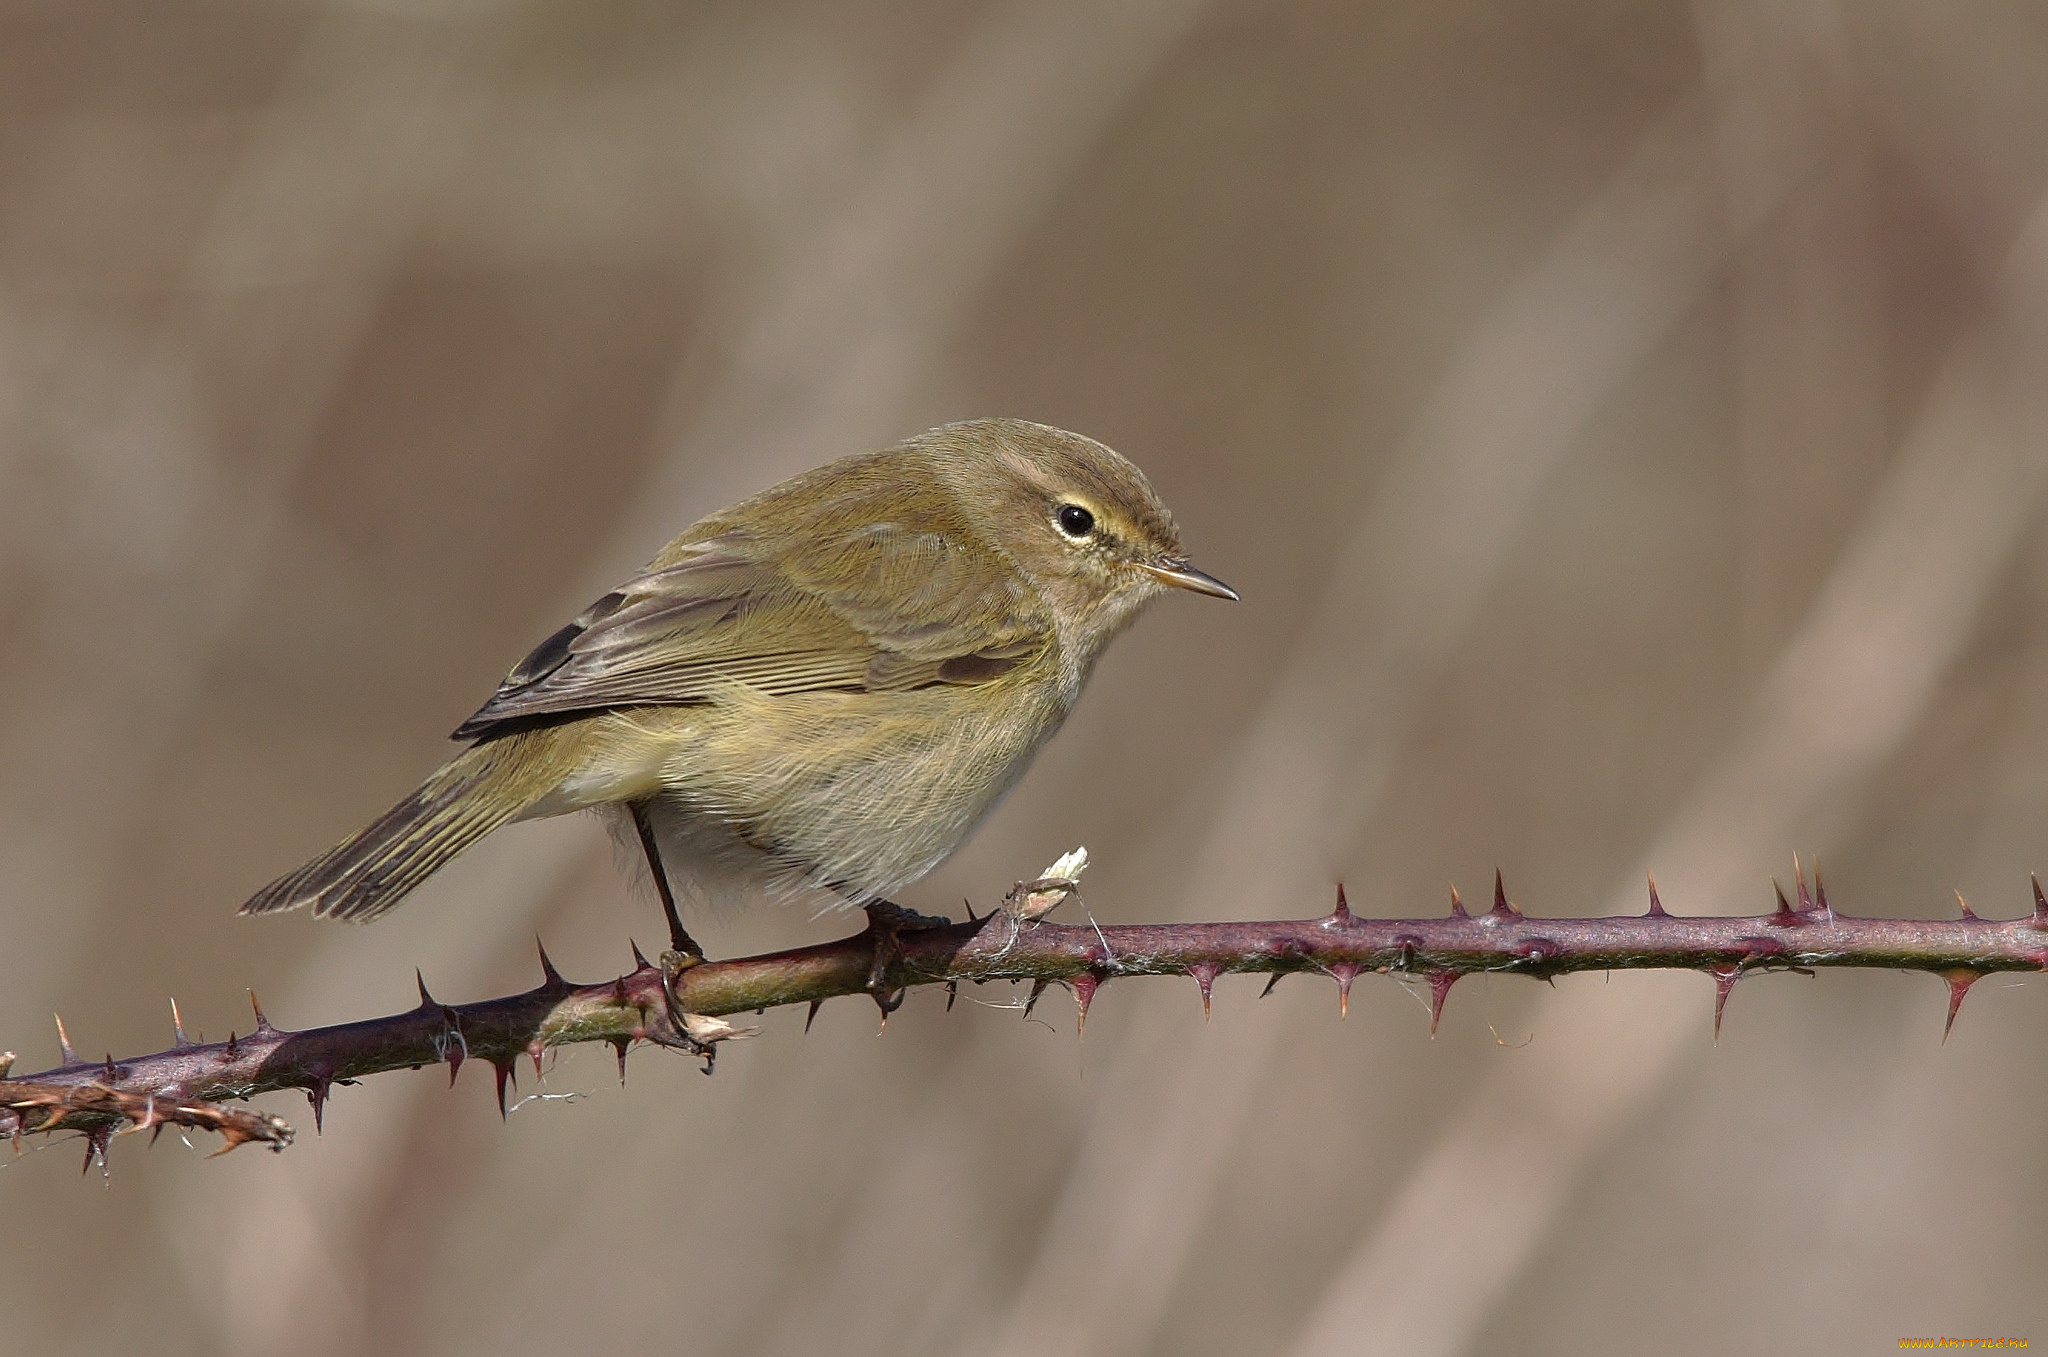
[861,899,949,1003]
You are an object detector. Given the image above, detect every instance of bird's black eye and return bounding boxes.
[1057,504,1095,538]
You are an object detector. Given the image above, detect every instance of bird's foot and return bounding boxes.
[657,943,706,1024]
[654,951,754,1070]
[862,899,951,1009]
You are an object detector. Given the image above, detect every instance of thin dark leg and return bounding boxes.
[631,800,701,959]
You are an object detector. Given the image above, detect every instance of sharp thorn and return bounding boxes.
[1333,963,1359,1019]
[307,1079,330,1135]
[630,939,652,970]
[54,1014,77,1065]
[1449,883,1468,918]
[805,999,824,1034]
[1259,974,1284,999]
[493,1061,514,1119]
[1645,873,1667,917]
[447,1041,464,1087]
[249,990,274,1034]
[1024,979,1051,1022]
[1189,963,1220,1021]
[529,1041,545,1078]
[1815,865,1834,921]
[1794,854,1811,912]
[1711,965,1740,1041]
[1771,880,1795,923]
[1955,889,1979,922]
[1943,970,1979,1043]
[1331,882,1352,923]
[415,969,436,1009]
[945,981,959,1012]
[612,1037,630,1085]
[537,937,564,988]
[170,998,191,1048]
[103,1053,117,1083]
[1491,869,1517,917]
[2035,874,2047,925]
[1429,971,1460,1034]
[1073,971,1101,1036]
[225,1030,239,1061]
[962,897,980,924]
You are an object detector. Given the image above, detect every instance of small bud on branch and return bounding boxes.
[8,872,2047,1157]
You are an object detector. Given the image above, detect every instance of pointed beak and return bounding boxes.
[1140,559,1240,601]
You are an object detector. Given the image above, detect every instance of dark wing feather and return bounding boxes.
[452,524,1048,741]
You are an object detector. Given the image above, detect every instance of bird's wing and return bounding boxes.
[451,525,1050,740]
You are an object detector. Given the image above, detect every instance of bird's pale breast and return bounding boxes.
[540,657,1073,906]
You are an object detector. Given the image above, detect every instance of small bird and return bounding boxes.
[240,417,1235,950]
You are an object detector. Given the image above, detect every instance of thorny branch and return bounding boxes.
[9,865,2048,1163]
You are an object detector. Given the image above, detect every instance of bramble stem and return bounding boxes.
[9,871,2045,1157]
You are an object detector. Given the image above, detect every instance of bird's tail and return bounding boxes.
[239,735,552,922]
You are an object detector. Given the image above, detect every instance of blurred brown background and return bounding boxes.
[5,1,2048,1353]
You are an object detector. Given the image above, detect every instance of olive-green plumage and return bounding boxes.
[240,417,1234,924]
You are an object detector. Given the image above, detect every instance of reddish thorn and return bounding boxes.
[1645,874,1667,917]
[1429,971,1460,1034]
[82,1129,110,1174]
[54,1014,77,1066]
[103,1053,117,1083]
[1943,970,1980,1043]
[1024,979,1052,1021]
[2034,875,2048,925]
[1815,866,1833,921]
[1331,883,1352,924]
[1073,971,1101,1035]
[804,999,824,1034]
[1449,884,1468,919]
[610,977,629,1006]
[1710,965,1740,1040]
[415,969,436,1009]
[307,1079,330,1135]
[170,998,191,1048]
[537,938,564,989]
[493,1061,514,1119]
[611,1037,630,1085]
[1770,881,1796,924]
[447,1041,464,1088]
[1794,854,1812,912]
[529,1040,545,1078]
[1954,889,1979,922]
[629,940,652,971]
[1332,963,1359,1019]
[1188,963,1220,1020]
[1490,870,1518,918]
[225,1030,239,1061]
[249,990,274,1034]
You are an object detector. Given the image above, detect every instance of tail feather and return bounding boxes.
[240,740,538,921]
